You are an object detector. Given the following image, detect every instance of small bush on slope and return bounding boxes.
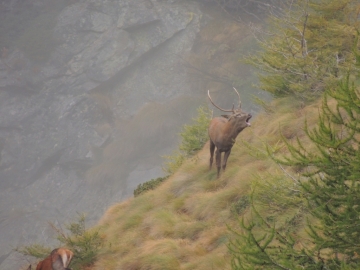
[17,214,103,270]
[134,176,169,197]
[163,106,212,175]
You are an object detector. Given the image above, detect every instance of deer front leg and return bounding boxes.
[215,149,222,178]
[222,149,231,172]
[209,140,215,170]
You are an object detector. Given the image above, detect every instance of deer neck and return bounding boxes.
[224,121,242,140]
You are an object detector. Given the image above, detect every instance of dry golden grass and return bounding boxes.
[86,97,324,270]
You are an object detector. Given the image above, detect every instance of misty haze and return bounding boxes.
[0,0,269,269]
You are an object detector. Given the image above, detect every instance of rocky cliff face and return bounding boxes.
[0,0,204,268]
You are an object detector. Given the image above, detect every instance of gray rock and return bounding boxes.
[0,0,203,269]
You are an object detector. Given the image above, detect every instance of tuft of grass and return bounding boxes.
[122,213,144,230]
[202,176,228,191]
[141,253,180,270]
[141,208,184,239]
[173,221,208,240]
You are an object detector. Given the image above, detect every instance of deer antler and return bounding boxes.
[233,87,241,109]
[207,90,234,112]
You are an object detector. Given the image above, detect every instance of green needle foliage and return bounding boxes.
[280,75,360,263]
[229,206,315,270]
[246,0,359,101]
[229,0,360,268]
[229,55,360,270]
[54,214,103,269]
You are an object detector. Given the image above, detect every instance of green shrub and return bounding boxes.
[16,213,103,270]
[134,176,168,197]
[179,106,212,156]
[15,244,51,259]
[54,214,103,269]
[163,106,211,174]
[246,0,358,101]
[228,55,360,269]
[163,151,186,175]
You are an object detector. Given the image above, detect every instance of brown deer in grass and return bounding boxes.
[31,248,73,270]
[208,88,252,178]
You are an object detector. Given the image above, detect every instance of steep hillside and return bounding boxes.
[89,97,321,270]
[85,0,360,268]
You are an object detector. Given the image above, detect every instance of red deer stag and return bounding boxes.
[34,248,73,270]
[208,88,252,177]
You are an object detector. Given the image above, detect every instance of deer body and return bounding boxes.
[208,88,251,177]
[35,248,73,270]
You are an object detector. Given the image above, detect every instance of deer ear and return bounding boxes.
[221,115,230,119]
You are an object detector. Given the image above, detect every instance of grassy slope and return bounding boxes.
[89,97,323,270]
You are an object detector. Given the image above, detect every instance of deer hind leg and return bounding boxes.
[215,149,222,178]
[209,140,215,170]
[222,149,231,172]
